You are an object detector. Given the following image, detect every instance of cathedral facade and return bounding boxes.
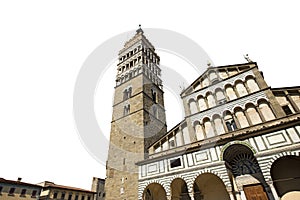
[105,28,300,200]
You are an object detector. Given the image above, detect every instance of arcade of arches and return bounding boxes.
[142,174,229,200]
[142,145,300,200]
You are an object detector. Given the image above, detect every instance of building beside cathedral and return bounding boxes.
[105,27,300,200]
[0,177,42,200]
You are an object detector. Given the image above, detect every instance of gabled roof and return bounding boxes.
[181,62,257,97]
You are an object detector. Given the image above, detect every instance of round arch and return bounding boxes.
[170,178,190,200]
[193,173,230,200]
[142,182,167,200]
[271,155,300,198]
[221,142,273,200]
[265,151,300,182]
[220,141,257,161]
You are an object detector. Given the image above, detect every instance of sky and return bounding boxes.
[1,0,300,190]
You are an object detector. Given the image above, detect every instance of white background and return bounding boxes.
[0,0,299,190]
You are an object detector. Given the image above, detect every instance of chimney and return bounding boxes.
[17,177,22,182]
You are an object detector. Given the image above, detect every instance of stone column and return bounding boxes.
[188,192,195,200]
[166,195,171,200]
[227,190,236,200]
[256,106,266,122]
[286,93,300,112]
[240,190,247,200]
[268,182,280,200]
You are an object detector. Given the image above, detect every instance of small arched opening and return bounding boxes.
[271,155,300,199]
[170,178,190,200]
[222,143,272,200]
[142,183,167,200]
[193,173,229,200]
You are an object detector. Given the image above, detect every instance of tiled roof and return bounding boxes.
[42,182,95,193]
[0,178,42,188]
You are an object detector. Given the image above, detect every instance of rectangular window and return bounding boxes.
[87,196,91,200]
[53,192,58,199]
[9,188,15,196]
[61,193,65,200]
[0,186,2,194]
[75,195,78,200]
[20,189,26,197]
[81,196,85,200]
[68,194,72,200]
[170,158,181,168]
[282,105,293,115]
[31,190,37,198]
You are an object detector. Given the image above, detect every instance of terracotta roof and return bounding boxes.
[0,178,42,188]
[42,182,95,193]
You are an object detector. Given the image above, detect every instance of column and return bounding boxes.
[243,109,253,126]
[257,106,266,122]
[232,114,241,129]
[240,190,247,200]
[286,92,300,112]
[188,192,195,200]
[166,194,171,200]
[232,178,242,200]
[268,181,280,200]
[227,190,236,200]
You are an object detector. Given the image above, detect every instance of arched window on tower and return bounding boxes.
[128,87,132,98]
[123,104,130,116]
[123,89,128,100]
[123,87,132,101]
[151,89,157,103]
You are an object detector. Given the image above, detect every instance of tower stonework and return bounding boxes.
[104,27,167,200]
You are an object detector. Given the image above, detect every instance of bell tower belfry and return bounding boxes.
[104,26,167,200]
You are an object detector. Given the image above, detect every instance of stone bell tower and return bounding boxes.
[104,26,167,200]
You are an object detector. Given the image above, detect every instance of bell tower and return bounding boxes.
[104,26,167,200]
